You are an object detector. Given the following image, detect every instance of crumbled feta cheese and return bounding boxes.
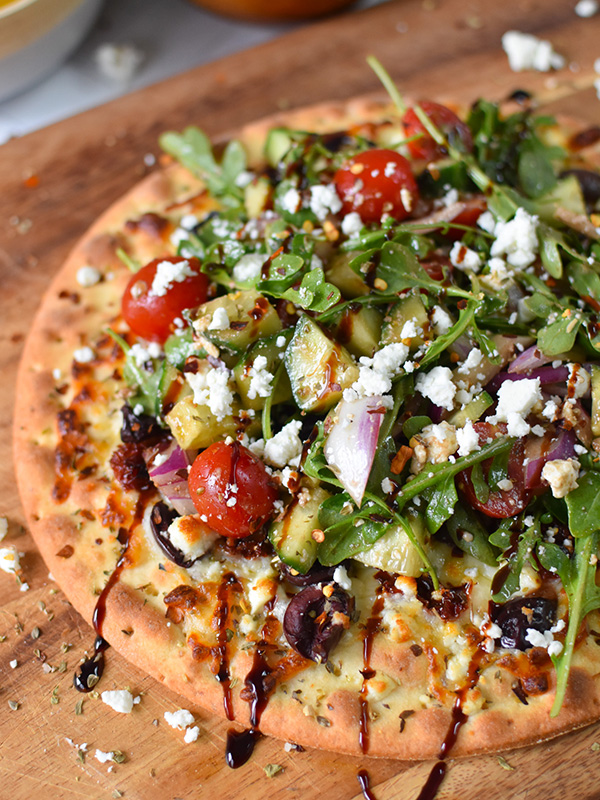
[400,319,422,340]
[0,546,20,574]
[0,517,7,541]
[9,659,17,669]
[477,210,496,233]
[491,207,539,268]
[185,366,234,421]
[341,212,363,236]
[247,355,274,400]
[164,708,196,730]
[542,399,560,421]
[575,0,598,16]
[101,689,136,714]
[263,420,303,468]
[280,187,301,214]
[568,364,590,399]
[207,306,230,331]
[150,259,195,297]
[541,458,580,498]
[343,343,409,402]
[381,477,395,494]
[95,749,116,764]
[456,420,480,457]
[233,253,265,283]
[489,377,543,437]
[486,257,514,288]
[76,265,102,287]
[184,725,200,743]
[449,242,482,273]
[167,516,218,561]
[501,31,565,72]
[73,346,95,364]
[95,43,144,83]
[431,306,453,336]
[415,366,457,411]
[309,184,342,221]
[458,349,483,375]
[333,565,352,590]
[497,478,514,492]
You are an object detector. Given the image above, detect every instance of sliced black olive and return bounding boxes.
[120,404,167,445]
[283,584,354,662]
[490,596,557,651]
[278,561,338,587]
[149,501,195,569]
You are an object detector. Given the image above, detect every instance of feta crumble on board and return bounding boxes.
[101,689,136,714]
[0,546,20,575]
[184,726,200,743]
[95,43,144,83]
[575,0,598,16]
[501,31,565,72]
[164,708,196,729]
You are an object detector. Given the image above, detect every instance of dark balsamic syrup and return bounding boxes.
[213,572,242,720]
[225,595,277,769]
[73,635,110,692]
[357,769,377,800]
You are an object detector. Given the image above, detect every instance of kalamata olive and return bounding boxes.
[416,574,469,621]
[278,561,338,587]
[561,169,600,206]
[149,501,195,568]
[490,596,557,650]
[283,584,354,662]
[121,404,167,445]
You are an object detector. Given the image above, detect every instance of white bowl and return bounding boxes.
[0,0,103,103]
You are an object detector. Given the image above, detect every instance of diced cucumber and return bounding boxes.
[192,290,282,355]
[285,315,359,412]
[165,394,260,449]
[353,513,426,577]
[264,127,295,168]
[325,251,370,298]
[269,485,331,573]
[591,365,600,437]
[164,327,207,370]
[335,304,383,359]
[447,391,493,427]
[244,176,271,219]
[233,330,293,411]
[381,294,428,349]
[156,361,188,415]
[534,174,586,222]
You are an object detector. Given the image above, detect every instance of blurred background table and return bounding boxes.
[0,0,383,141]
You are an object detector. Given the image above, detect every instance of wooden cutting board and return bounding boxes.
[2,1,600,798]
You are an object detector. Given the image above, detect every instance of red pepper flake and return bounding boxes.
[24,174,39,189]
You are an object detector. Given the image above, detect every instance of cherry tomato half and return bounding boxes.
[457,422,531,519]
[188,441,278,538]
[403,101,473,162]
[121,256,209,343]
[333,149,419,223]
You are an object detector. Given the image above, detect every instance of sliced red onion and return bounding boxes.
[524,428,577,489]
[508,345,557,374]
[324,395,387,506]
[488,365,569,394]
[146,440,197,515]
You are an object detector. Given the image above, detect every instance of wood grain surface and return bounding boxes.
[3,1,600,798]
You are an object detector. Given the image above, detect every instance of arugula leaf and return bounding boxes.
[537,313,583,356]
[282,268,341,313]
[106,329,163,416]
[424,474,458,534]
[159,127,245,206]
[490,514,541,602]
[565,471,600,536]
[446,504,499,566]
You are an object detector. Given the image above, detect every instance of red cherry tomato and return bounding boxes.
[188,441,278,538]
[121,256,208,343]
[457,422,531,519]
[403,101,473,162]
[333,149,419,223]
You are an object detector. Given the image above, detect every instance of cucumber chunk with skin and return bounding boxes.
[192,289,282,355]
[269,485,331,573]
[381,294,428,349]
[447,391,493,427]
[264,127,295,168]
[233,330,293,411]
[335,304,383,359]
[285,315,359,413]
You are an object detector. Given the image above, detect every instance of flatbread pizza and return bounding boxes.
[13,82,600,779]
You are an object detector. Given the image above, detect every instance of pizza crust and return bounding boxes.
[13,95,600,761]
